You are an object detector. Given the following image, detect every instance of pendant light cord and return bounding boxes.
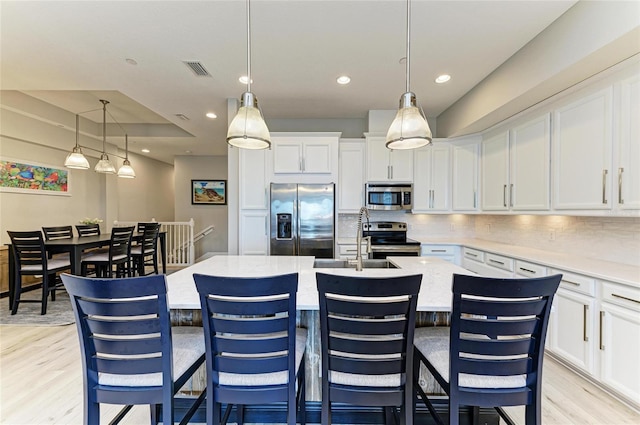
[405,0,411,93]
[246,0,252,94]
[101,100,108,154]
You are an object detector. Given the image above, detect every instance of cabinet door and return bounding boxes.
[338,141,365,213]
[239,149,268,209]
[239,212,269,255]
[366,136,391,181]
[510,114,550,210]
[553,88,613,210]
[617,74,640,209]
[430,146,450,210]
[452,140,479,211]
[303,141,332,173]
[273,141,302,174]
[550,288,596,374]
[389,149,414,182]
[412,148,432,211]
[481,131,510,210]
[600,302,640,404]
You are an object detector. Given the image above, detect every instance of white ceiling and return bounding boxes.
[1,0,578,163]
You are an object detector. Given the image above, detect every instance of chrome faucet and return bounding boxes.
[355,207,371,271]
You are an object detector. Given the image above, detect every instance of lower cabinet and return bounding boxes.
[461,247,513,278]
[239,212,269,255]
[337,242,369,260]
[421,244,458,264]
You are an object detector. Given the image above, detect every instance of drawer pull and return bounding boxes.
[466,253,478,258]
[599,311,604,350]
[563,279,581,286]
[489,259,505,265]
[583,305,589,342]
[431,249,447,253]
[518,267,536,274]
[611,293,640,305]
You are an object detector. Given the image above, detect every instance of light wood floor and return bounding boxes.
[1,324,638,425]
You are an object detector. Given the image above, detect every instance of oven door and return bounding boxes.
[370,244,421,259]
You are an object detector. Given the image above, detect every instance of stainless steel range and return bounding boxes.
[362,221,421,259]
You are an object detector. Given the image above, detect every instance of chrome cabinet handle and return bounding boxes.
[489,259,505,265]
[618,168,624,205]
[518,267,536,275]
[599,311,604,350]
[612,293,640,304]
[387,165,391,180]
[473,191,477,209]
[583,305,589,342]
[466,252,478,258]
[602,169,608,204]
[563,279,581,286]
[431,249,446,253]
[510,184,513,207]
[503,184,507,207]
[390,166,393,180]
[301,157,305,172]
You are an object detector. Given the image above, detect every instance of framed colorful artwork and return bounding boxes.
[191,179,226,205]
[0,158,71,196]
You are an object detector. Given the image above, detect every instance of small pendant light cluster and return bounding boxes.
[64,99,136,178]
[226,0,271,150]
[386,0,432,150]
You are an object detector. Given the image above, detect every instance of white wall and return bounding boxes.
[174,156,228,258]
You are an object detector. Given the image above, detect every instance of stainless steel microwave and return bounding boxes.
[365,183,412,211]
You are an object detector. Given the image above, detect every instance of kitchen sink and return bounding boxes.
[313,259,399,269]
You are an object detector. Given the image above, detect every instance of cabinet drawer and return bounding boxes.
[515,260,547,278]
[601,281,640,312]
[463,247,484,262]
[422,245,455,256]
[339,245,358,256]
[485,253,514,272]
[552,269,596,296]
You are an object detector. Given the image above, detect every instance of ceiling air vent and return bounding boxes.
[183,61,211,77]
[175,114,190,121]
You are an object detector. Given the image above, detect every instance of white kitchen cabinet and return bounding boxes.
[599,281,640,405]
[461,247,513,278]
[413,143,450,212]
[481,131,510,211]
[553,87,613,210]
[365,134,413,182]
[273,138,333,174]
[421,244,458,264]
[239,211,269,255]
[481,115,550,212]
[451,137,480,211]
[338,139,365,213]
[616,74,640,210]
[239,148,269,209]
[548,271,597,375]
[338,242,370,260]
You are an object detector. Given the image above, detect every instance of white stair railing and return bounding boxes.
[114,218,195,267]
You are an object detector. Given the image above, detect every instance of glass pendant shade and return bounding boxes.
[117,159,136,178]
[95,153,116,174]
[227,92,271,150]
[64,146,90,169]
[386,92,432,150]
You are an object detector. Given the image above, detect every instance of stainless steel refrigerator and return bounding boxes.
[270,183,335,258]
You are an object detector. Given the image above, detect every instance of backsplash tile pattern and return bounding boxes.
[338,212,639,267]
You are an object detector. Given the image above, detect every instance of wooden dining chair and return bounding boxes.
[81,226,134,277]
[131,222,161,276]
[413,273,562,425]
[7,230,71,315]
[316,272,422,425]
[193,272,307,425]
[60,273,206,425]
[75,223,101,237]
[42,225,74,241]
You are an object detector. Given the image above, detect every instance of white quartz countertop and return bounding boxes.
[166,255,470,311]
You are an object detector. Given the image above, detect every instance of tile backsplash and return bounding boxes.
[338,212,640,267]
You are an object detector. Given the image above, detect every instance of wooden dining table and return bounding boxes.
[6,232,167,308]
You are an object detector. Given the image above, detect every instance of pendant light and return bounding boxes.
[385,0,432,150]
[117,134,136,178]
[64,114,91,169]
[94,99,116,174]
[226,0,271,150]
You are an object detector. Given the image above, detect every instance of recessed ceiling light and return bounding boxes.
[125,58,138,66]
[336,76,351,85]
[239,76,253,84]
[435,74,451,84]
[141,149,150,153]
[206,112,217,119]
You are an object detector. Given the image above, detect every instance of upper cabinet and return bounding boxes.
[553,88,613,210]
[616,74,640,210]
[338,139,366,213]
[272,133,338,175]
[413,143,450,212]
[451,136,480,212]
[481,114,550,212]
[365,134,413,182]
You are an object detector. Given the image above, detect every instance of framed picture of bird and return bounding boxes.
[0,158,70,196]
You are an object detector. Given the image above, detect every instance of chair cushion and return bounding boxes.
[218,328,308,387]
[98,327,205,387]
[21,258,70,272]
[131,246,154,255]
[82,252,127,262]
[414,327,527,389]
